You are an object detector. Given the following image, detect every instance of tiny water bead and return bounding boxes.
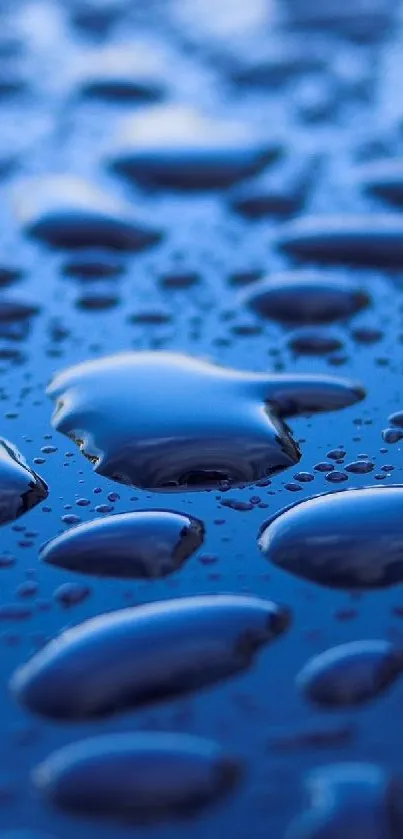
[41,510,205,578]
[297,640,403,708]
[0,439,48,526]
[47,351,364,491]
[259,487,403,589]
[33,733,241,823]
[10,595,290,720]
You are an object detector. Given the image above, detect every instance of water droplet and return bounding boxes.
[277,214,403,266]
[382,428,403,444]
[11,594,290,719]
[109,105,280,190]
[54,583,91,607]
[388,411,403,429]
[15,176,162,251]
[357,158,403,206]
[62,250,125,279]
[298,640,403,708]
[77,45,167,103]
[229,154,315,217]
[287,328,343,355]
[33,732,241,823]
[41,510,205,578]
[244,273,369,324]
[259,486,403,589]
[0,439,48,526]
[286,763,403,839]
[47,351,364,491]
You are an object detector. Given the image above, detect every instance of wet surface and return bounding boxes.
[2,0,403,837]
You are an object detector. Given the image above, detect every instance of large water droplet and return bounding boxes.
[277,215,403,266]
[33,732,241,823]
[41,510,205,578]
[14,176,162,251]
[0,439,48,526]
[243,273,369,324]
[109,105,281,190]
[11,594,290,720]
[47,351,364,491]
[259,487,403,588]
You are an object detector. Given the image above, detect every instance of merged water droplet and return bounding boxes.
[277,215,403,266]
[41,510,205,578]
[109,105,281,190]
[10,594,290,719]
[243,273,369,324]
[297,640,403,708]
[33,732,241,823]
[259,487,403,588]
[47,351,364,490]
[285,763,403,839]
[14,176,162,251]
[0,439,48,526]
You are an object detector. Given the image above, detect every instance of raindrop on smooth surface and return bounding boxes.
[297,640,403,708]
[259,487,403,588]
[11,594,291,719]
[33,732,241,823]
[41,510,205,578]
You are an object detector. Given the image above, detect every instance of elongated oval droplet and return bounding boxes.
[297,640,403,708]
[259,487,403,589]
[33,732,241,823]
[41,510,205,578]
[14,176,162,251]
[109,105,281,190]
[11,594,291,719]
[243,273,369,324]
[47,351,364,491]
[277,214,403,266]
[357,158,403,205]
[0,438,48,526]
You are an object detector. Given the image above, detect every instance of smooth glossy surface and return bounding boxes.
[109,105,280,189]
[11,595,290,719]
[277,215,403,265]
[0,439,47,526]
[297,640,403,708]
[47,351,364,490]
[33,733,241,823]
[14,176,162,251]
[243,274,369,324]
[40,510,205,578]
[259,487,403,588]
